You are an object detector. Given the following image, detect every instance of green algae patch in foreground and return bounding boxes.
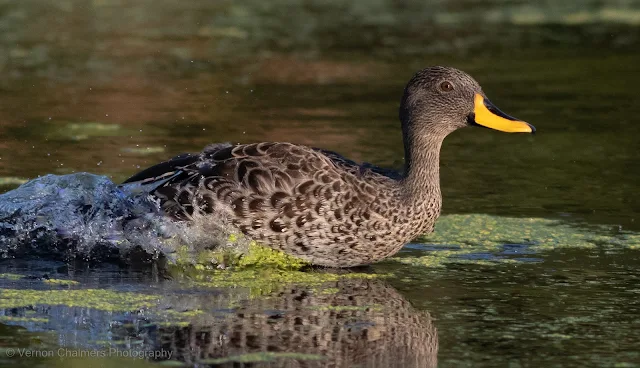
[170,235,312,271]
[0,273,24,280]
[174,266,386,298]
[199,352,325,365]
[235,242,311,269]
[398,214,640,268]
[0,315,49,323]
[170,239,387,297]
[43,279,80,286]
[0,289,159,311]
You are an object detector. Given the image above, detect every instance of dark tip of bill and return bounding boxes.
[483,98,519,122]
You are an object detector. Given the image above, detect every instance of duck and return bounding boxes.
[123,66,535,267]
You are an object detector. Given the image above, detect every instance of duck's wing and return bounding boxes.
[121,142,342,218]
[123,143,233,183]
[122,153,197,185]
[314,148,403,181]
[122,142,398,223]
[121,143,234,190]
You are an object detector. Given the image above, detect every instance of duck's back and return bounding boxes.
[123,142,409,266]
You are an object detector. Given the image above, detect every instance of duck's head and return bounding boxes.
[399,66,535,136]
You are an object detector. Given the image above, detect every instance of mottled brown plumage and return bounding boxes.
[124,66,534,267]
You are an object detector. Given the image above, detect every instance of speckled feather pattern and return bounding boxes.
[126,142,439,267]
[124,66,507,267]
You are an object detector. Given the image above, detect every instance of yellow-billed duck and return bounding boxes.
[123,66,535,267]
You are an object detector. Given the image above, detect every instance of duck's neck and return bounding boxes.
[400,121,449,204]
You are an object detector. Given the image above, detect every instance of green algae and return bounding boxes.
[394,247,520,268]
[170,234,389,297]
[170,238,388,297]
[0,316,49,323]
[171,234,310,271]
[0,289,159,311]
[399,214,640,268]
[236,243,310,269]
[43,279,80,286]
[179,267,384,297]
[421,214,638,250]
[160,309,206,326]
[199,352,325,364]
[0,273,24,280]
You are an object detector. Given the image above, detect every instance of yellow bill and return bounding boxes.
[471,93,535,133]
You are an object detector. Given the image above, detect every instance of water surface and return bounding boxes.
[0,0,639,367]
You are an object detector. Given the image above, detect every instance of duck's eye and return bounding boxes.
[439,81,454,92]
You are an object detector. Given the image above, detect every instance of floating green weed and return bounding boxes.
[179,267,384,298]
[236,243,310,270]
[0,273,24,280]
[0,316,49,323]
[399,214,640,268]
[44,279,80,286]
[421,214,624,249]
[199,352,325,364]
[0,289,158,311]
[171,234,310,271]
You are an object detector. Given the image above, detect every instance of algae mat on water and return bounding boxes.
[397,214,640,268]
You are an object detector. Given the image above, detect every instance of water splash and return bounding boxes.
[0,173,248,262]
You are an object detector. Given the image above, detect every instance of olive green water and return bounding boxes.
[1,1,640,367]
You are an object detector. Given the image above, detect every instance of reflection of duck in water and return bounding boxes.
[124,67,534,267]
[146,278,438,367]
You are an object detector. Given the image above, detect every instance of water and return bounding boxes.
[0,173,252,264]
[1,0,640,367]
